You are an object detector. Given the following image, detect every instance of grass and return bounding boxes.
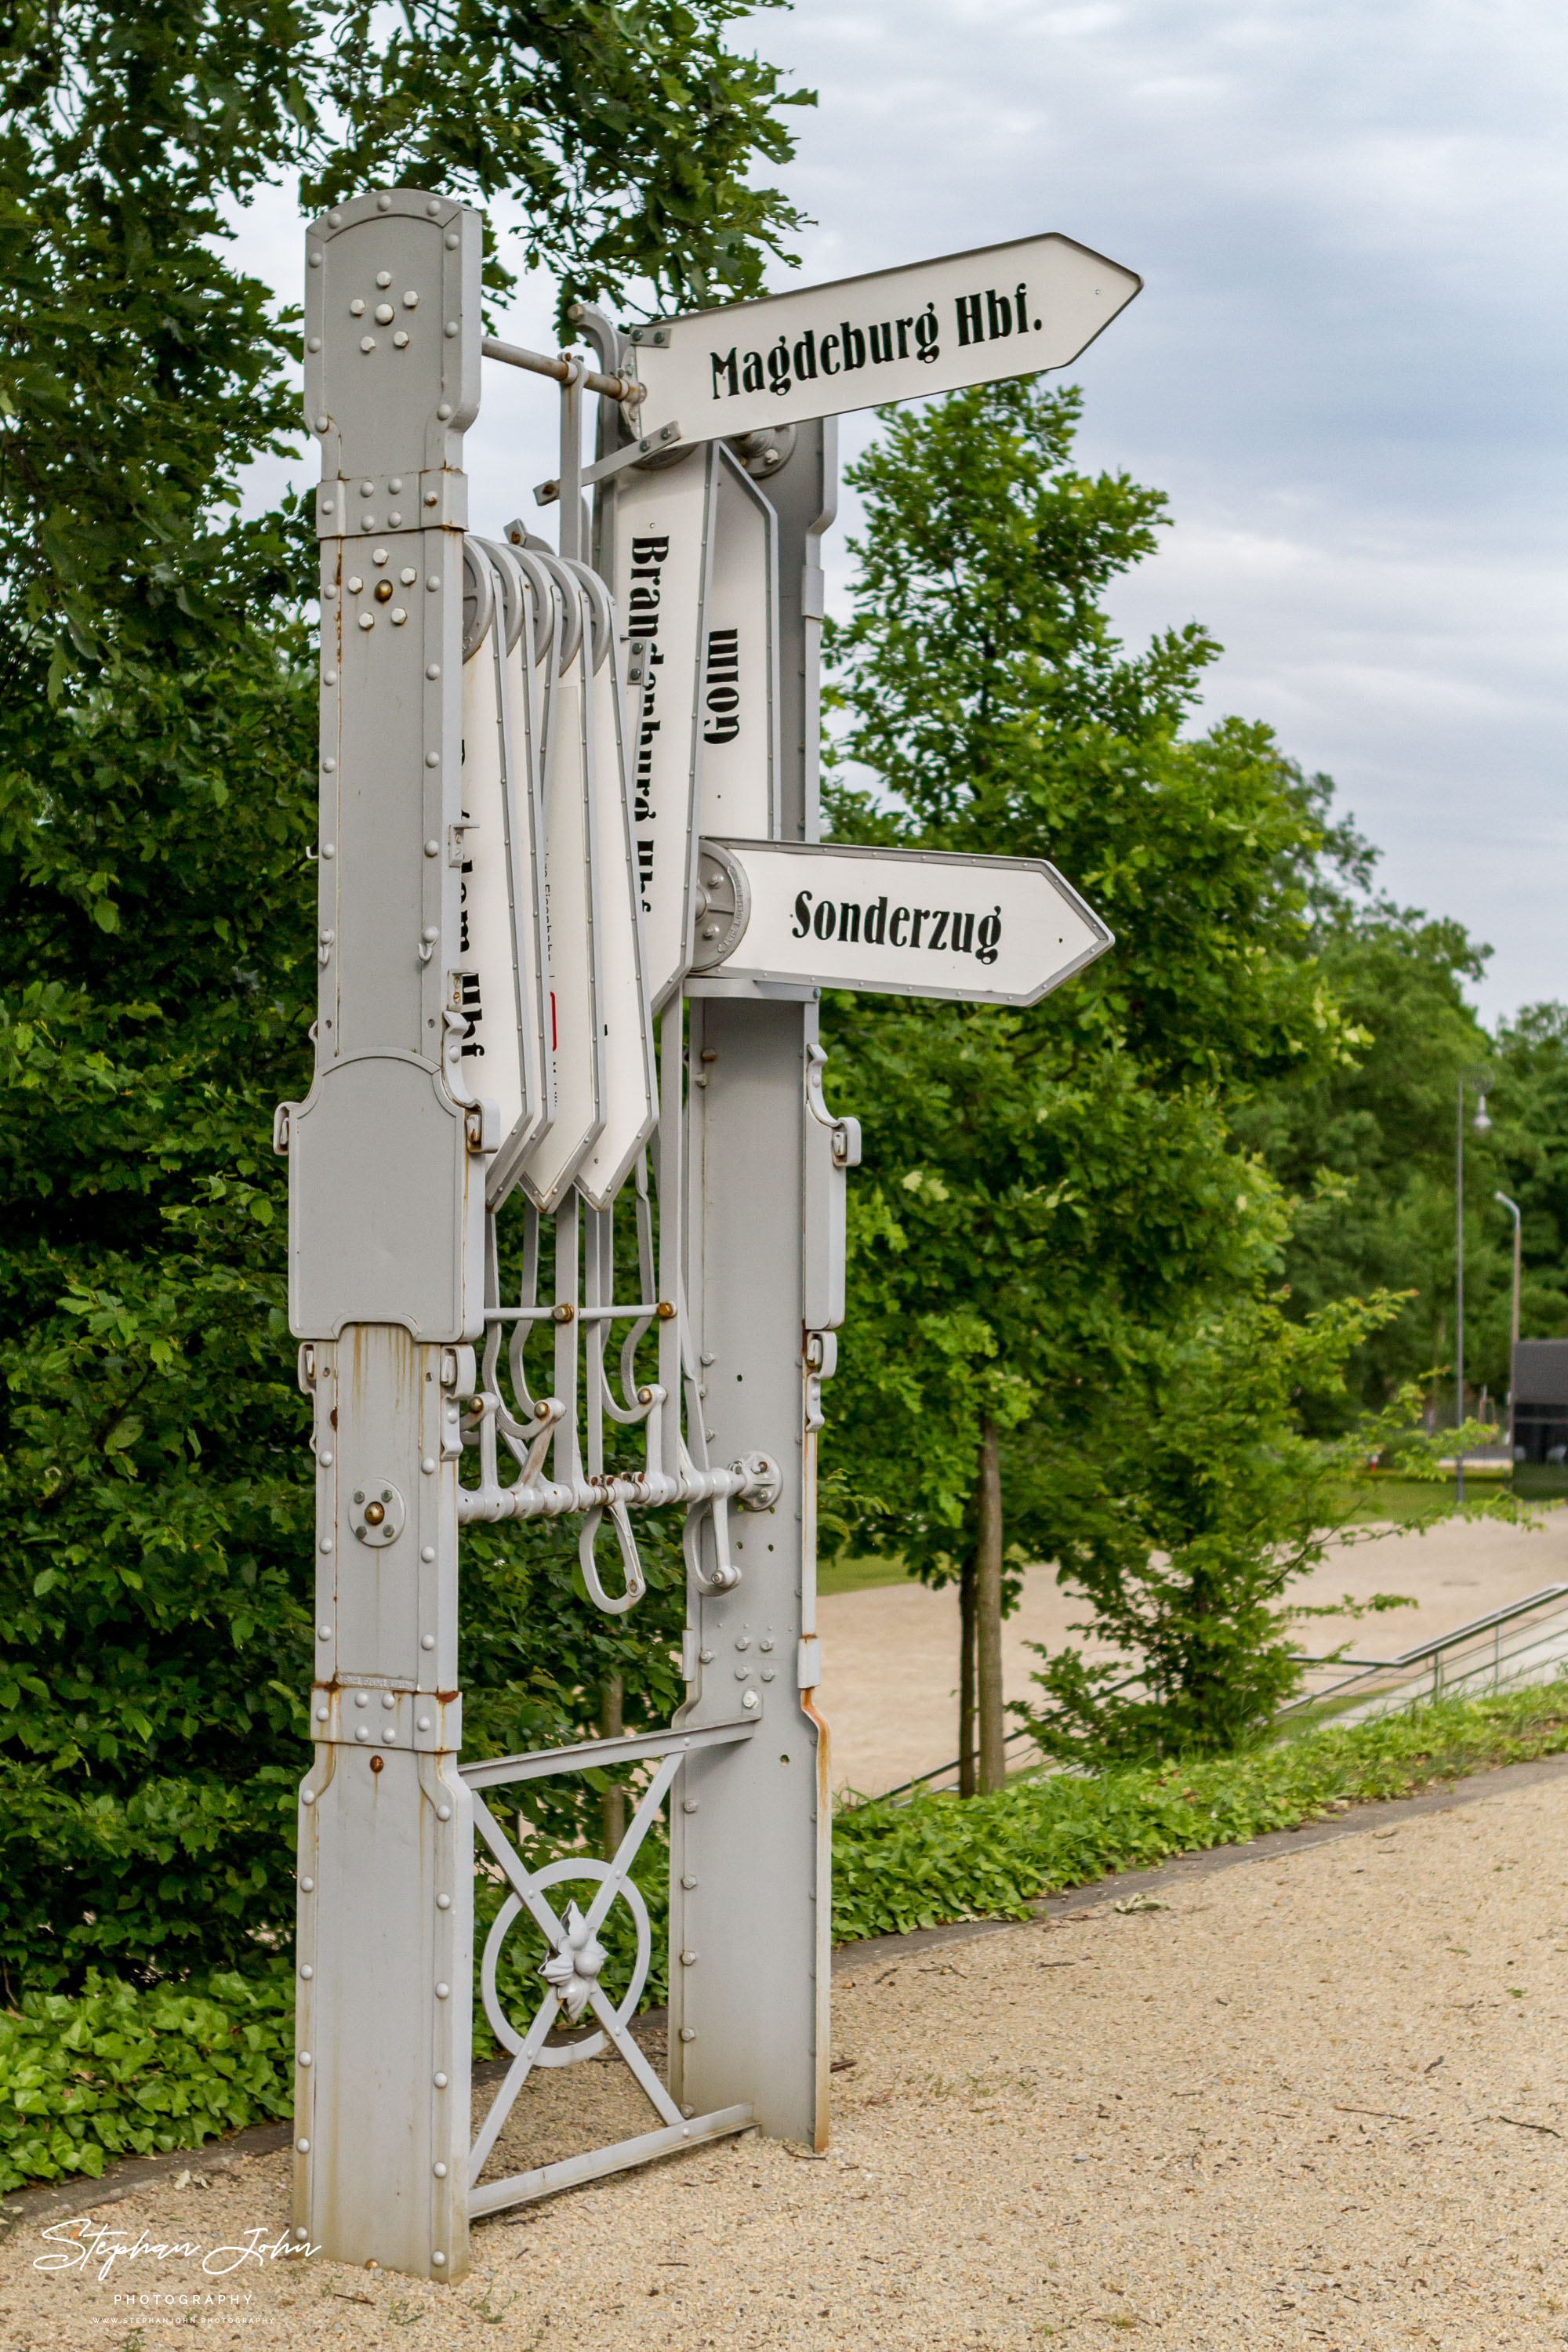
[9,1678,1568,2196]
[818,1550,916,1598]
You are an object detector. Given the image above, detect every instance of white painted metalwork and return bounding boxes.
[282,183,1133,2286]
[461,1719,756,2211]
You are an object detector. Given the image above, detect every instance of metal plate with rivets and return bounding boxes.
[347,1479,406,1547]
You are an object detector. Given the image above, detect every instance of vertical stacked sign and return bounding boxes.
[455,537,552,1203]
[612,451,716,1005]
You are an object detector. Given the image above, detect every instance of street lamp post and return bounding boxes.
[1456,1075,1492,1507]
[1495,1190,1522,1457]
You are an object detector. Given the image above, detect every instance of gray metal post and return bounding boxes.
[673,422,845,2143]
[280,187,485,2281]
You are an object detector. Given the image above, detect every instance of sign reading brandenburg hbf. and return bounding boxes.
[628,233,1142,445]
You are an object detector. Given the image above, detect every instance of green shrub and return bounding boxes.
[831,1680,1568,1942]
[0,1965,295,2193]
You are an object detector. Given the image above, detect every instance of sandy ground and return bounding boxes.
[818,1507,1568,1797]
[10,1769,1568,2350]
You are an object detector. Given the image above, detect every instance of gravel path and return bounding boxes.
[6,1772,1568,2350]
[819,1508,1568,1796]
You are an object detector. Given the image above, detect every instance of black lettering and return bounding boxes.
[869,321,894,365]
[742,350,765,392]
[704,627,740,744]
[865,895,887,945]
[792,891,812,938]
[813,899,837,941]
[766,337,791,395]
[895,315,913,358]
[955,292,983,347]
[837,901,861,943]
[927,909,949,950]
[915,303,939,364]
[977,907,1002,966]
[793,328,818,381]
[909,908,928,946]
[985,289,1012,339]
[951,911,975,955]
[888,905,910,946]
[820,331,840,375]
[630,534,670,564]
[710,348,739,399]
[1014,282,1029,335]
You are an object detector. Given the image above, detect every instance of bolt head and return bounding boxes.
[437,1804,452,1821]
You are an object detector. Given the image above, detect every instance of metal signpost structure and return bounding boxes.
[280,191,1137,2280]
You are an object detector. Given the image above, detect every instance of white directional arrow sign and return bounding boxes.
[689,840,1112,1007]
[629,233,1141,445]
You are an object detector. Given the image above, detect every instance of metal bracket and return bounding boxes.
[583,422,683,486]
[309,1685,463,1753]
[316,470,468,538]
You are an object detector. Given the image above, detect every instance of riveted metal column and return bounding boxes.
[281,187,484,2282]
[672,421,840,2147]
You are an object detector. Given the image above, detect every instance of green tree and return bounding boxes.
[1015,1294,1413,1765]
[1231,851,1514,1426]
[819,377,1363,1787]
[0,0,808,1988]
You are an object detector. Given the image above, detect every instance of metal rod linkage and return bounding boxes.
[481,333,642,405]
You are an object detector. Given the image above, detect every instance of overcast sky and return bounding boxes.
[238,0,1567,1022]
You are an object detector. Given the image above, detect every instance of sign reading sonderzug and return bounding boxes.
[699,840,1113,1009]
[628,234,1141,446]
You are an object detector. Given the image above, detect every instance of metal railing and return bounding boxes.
[1278,1582,1568,1723]
[858,1584,1568,1806]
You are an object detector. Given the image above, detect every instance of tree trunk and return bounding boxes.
[976,1414,1006,1793]
[600,1673,625,1855]
[958,1555,977,1798]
